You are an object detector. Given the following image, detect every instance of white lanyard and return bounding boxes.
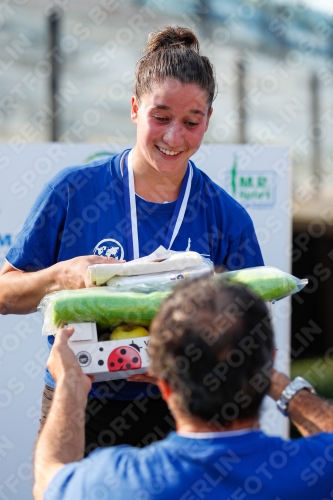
[123,149,193,260]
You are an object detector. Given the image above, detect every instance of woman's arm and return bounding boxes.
[0,255,119,315]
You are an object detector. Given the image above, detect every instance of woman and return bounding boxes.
[0,26,263,454]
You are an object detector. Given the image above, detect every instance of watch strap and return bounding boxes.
[276,376,316,416]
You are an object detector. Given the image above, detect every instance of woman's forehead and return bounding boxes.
[140,79,210,110]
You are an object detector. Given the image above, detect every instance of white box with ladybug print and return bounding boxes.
[66,322,149,381]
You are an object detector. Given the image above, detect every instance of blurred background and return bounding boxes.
[1,0,333,419]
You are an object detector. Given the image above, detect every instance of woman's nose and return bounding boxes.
[162,122,184,147]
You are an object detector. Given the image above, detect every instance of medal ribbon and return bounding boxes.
[123,149,193,260]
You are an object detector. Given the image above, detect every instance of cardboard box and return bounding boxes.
[67,322,149,382]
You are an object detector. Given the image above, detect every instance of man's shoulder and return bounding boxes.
[297,432,333,450]
[45,439,181,500]
[262,432,333,465]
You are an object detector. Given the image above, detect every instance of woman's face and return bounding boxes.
[131,78,212,176]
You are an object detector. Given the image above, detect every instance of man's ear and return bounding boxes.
[131,96,139,124]
[156,379,173,402]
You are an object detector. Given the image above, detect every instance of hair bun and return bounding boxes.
[144,26,200,54]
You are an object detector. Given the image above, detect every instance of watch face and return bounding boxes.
[290,377,315,395]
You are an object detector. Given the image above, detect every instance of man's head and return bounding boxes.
[148,277,275,427]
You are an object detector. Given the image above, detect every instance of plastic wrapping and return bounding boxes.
[39,258,214,335]
[39,288,170,335]
[106,260,213,288]
[214,266,308,302]
[89,249,204,286]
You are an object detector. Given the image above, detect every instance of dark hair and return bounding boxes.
[135,26,217,110]
[148,278,275,427]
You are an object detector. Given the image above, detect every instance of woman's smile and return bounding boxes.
[156,146,185,157]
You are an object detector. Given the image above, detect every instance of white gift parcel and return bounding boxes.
[88,246,203,286]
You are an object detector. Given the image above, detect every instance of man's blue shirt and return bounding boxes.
[44,431,333,500]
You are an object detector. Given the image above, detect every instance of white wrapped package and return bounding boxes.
[106,261,212,288]
[88,246,203,286]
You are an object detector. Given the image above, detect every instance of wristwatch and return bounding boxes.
[276,376,316,416]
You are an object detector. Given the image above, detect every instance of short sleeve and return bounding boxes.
[6,183,66,271]
[224,221,264,271]
[43,463,82,500]
[43,446,136,500]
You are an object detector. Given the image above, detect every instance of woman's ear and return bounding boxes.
[131,96,139,124]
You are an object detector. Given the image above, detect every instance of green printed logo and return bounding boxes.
[231,154,237,197]
[83,151,115,163]
[228,154,275,207]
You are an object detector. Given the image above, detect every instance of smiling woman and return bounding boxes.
[0,25,264,456]
[130,27,215,201]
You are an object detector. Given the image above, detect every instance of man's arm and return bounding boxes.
[33,327,91,500]
[269,369,333,436]
[0,255,121,315]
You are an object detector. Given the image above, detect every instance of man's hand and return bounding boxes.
[48,327,92,396]
[55,255,125,290]
[268,369,290,401]
[127,372,158,384]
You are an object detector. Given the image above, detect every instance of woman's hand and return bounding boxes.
[54,255,125,289]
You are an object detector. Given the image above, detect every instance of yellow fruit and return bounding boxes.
[109,324,149,340]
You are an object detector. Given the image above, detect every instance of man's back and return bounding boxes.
[44,430,333,500]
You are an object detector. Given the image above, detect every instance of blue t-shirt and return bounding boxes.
[6,150,264,399]
[44,430,333,500]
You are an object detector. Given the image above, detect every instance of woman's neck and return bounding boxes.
[130,148,188,203]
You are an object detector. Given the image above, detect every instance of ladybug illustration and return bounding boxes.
[129,341,141,352]
[108,345,142,372]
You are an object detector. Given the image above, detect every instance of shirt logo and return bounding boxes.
[93,239,125,260]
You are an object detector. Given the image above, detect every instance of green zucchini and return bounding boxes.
[50,288,170,328]
[213,267,300,302]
